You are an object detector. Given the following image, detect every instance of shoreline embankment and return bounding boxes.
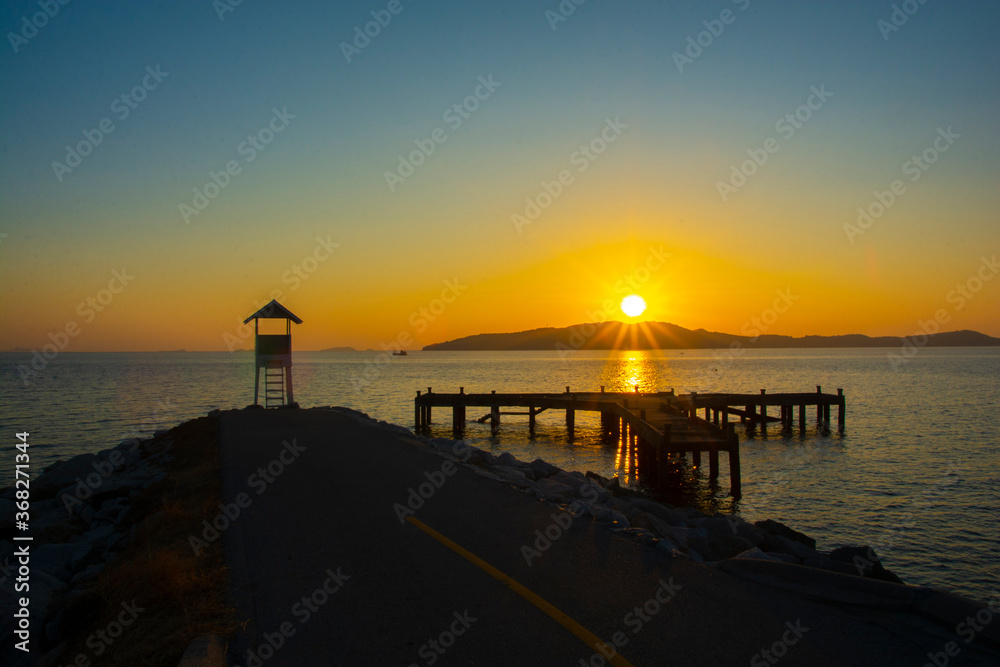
[3,406,999,666]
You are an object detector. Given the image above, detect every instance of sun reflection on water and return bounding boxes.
[599,351,665,486]
[598,350,669,393]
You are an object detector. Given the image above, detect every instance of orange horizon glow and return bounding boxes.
[3,4,999,355]
[3,237,997,353]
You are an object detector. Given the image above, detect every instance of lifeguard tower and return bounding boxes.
[243,299,302,408]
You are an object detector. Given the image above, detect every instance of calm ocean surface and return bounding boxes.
[2,348,997,601]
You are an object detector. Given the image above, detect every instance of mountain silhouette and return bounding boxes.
[422,322,1000,351]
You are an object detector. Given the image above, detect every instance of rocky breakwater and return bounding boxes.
[417,435,905,583]
[366,423,992,654]
[0,433,172,664]
[341,407,908,588]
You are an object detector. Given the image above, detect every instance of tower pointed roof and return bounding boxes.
[242,299,303,324]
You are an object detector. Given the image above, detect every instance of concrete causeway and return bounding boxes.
[215,407,1000,666]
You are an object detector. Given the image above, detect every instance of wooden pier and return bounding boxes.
[414,386,846,498]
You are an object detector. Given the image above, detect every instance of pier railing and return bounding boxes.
[413,386,846,498]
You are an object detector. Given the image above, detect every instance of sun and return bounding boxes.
[620,294,647,318]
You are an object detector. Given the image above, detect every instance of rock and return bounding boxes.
[674,526,709,552]
[621,527,655,543]
[70,562,106,585]
[529,458,558,478]
[803,556,859,576]
[83,523,115,545]
[117,444,145,469]
[22,570,67,623]
[691,517,765,548]
[580,480,611,504]
[689,516,731,533]
[89,476,144,504]
[676,506,708,521]
[142,471,166,488]
[730,547,781,561]
[521,467,544,482]
[551,471,583,489]
[631,512,687,549]
[77,503,95,525]
[627,498,688,526]
[702,532,755,560]
[34,497,64,514]
[762,551,801,564]
[32,502,78,538]
[31,454,100,500]
[654,536,684,556]
[629,512,655,531]
[661,525,692,550]
[585,471,613,487]
[727,518,766,547]
[493,465,534,489]
[0,498,16,521]
[34,542,94,580]
[495,452,520,468]
[429,437,458,450]
[93,498,129,524]
[605,477,641,498]
[608,511,629,531]
[608,497,633,515]
[590,507,615,523]
[534,478,576,502]
[466,450,494,468]
[760,534,819,561]
[827,546,904,583]
[686,534,712,558]
[754,519,816,549]
[469,469,507,483]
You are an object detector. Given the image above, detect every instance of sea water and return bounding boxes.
[1,347,997,601]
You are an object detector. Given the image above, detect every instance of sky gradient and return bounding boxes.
[2,0,998,351]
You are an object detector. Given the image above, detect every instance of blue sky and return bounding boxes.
[2,0,998,349]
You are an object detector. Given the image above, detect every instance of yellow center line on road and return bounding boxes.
[405,515,635,667]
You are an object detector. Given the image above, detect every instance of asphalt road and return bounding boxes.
[215,407,998,667]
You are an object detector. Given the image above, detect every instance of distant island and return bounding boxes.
[318,346,358,352]
[422,321,1000,351]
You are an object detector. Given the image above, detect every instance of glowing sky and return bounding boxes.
[1,0,998,351]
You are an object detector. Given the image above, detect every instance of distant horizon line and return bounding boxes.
[3,320,999,354]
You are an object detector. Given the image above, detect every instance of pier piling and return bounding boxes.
[659,425,672,481]
[727,423,741,497]
[412,386,844,499]
[837,388,846,432]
